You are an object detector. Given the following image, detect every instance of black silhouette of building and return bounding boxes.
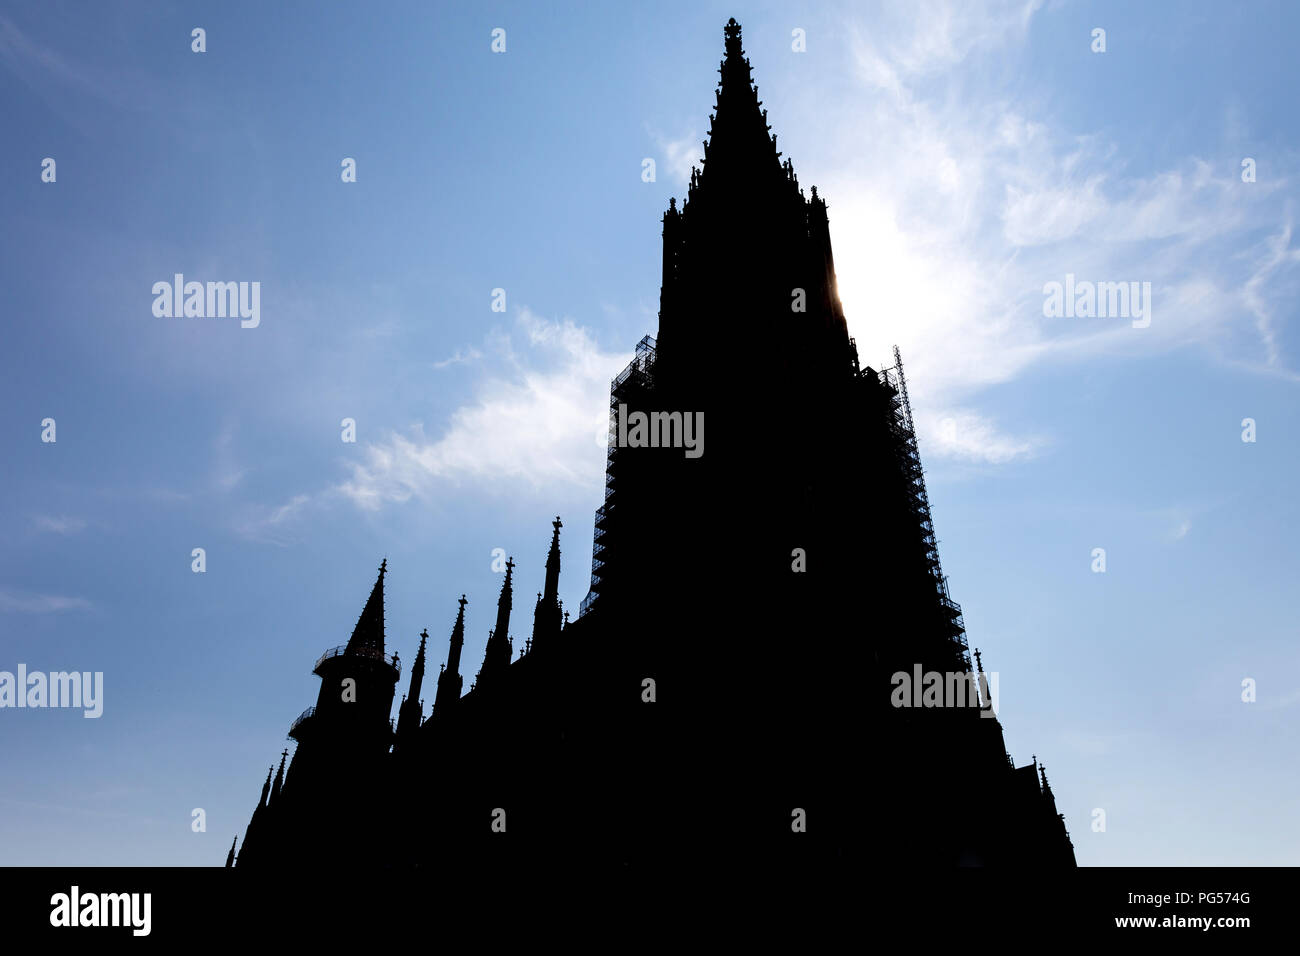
[230,18,1075,871]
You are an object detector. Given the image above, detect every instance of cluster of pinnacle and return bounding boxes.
[355,517,565,733]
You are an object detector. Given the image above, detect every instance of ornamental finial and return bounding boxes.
[724,18,742,57]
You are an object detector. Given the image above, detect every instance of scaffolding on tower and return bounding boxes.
[876,345,970,665]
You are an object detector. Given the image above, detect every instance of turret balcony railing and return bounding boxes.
[288,706,315,738]
[289,705,398,740]
[313,643,402,676]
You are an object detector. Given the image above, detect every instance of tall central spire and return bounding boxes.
[653,16,850,378]
[693,17,784,200]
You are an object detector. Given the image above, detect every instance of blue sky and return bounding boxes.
[1,0,1297,866]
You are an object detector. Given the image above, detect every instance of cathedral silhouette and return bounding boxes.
[230,18,1075,870]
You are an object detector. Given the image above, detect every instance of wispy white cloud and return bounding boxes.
[916,409,1043,464]
[337,309,631,509]
[235,494,311,546]
[1135,503,1215,544]
[32,514,87,535]
[652,128,703,185]
[818,0,1299,465]
[850,0,1042,91]
[1243,222,1300,368]
[1261,686,1300,711]
[0,12,170,124]
[0,590,93,614]
[432,346,484,370]
[213,421,246,492]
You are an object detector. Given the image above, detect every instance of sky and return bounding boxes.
[1,0,1297,866]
